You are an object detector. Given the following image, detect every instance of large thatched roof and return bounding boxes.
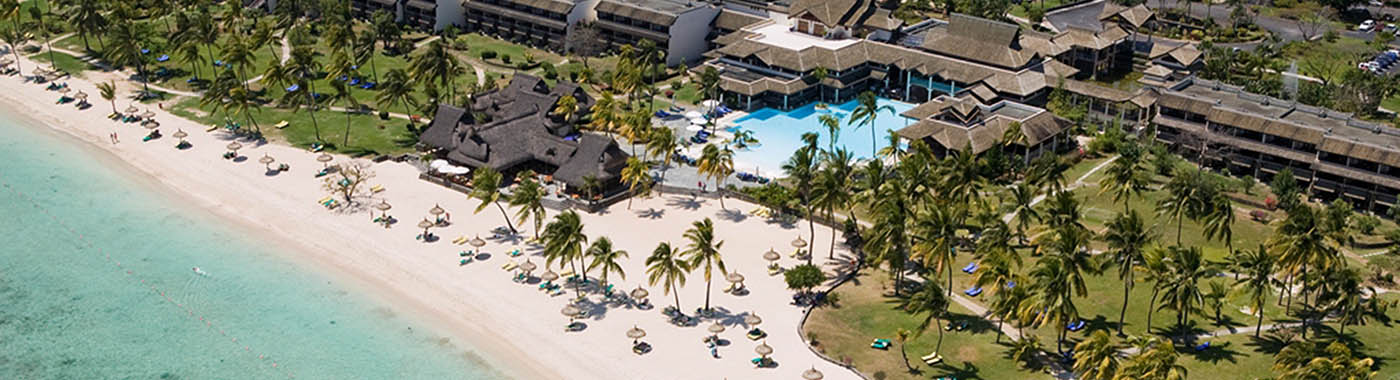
[897,95,1068,154]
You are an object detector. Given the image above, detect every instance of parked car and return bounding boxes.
[1360,19,1377,32]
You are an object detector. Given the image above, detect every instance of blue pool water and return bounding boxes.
[729,98,915,174]
[0,112,502,378]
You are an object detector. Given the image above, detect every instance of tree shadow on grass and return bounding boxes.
[1242,329,1297,355]
[1178,340,1243,365]
[930,361,982,380]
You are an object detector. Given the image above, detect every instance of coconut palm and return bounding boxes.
[848,91,894,157]
[1274,341,1375,380]
[0,25,28,74]
[782,133,820,263]
[1117,338,1187,380]
[176,37,206,83]
[251,19,282,60]
[818,113,841,152]
[508,173,547,240]
[1156,169,1203,245]
[813,148,854,258]
[409,40,462,100]
[103,22,153,96]
[588,91,619,136]
[469,167,518,234]
[621,157,652,209]
[225,86,263,134]
[62,0,106,52]
[1029,154,1071,195]
[543,210,588,289]
[26,4,54,71]
[912,202,960,299]
[325,80,359,147]
[587,237,628,291]
[1270,206,1340,314]
[810,66,828,102]
[96,80,117,114]
[1140,247,1171,333]
[1006,334,1042,369]
[376,68,418,123]
[221,33,256,89]
[1104,210,1154,336]
[1233,244,1276,337]
[261,60,295,94]
[683,218,726,312]
[554,94,579,123]
[697,144,734,209]
[1322,267,1384,336]
[1024,252,1081,353]
[898,276,949,353]
[645,126,678,191]
[1073,330,1122,380]
[1201,191,1235,251]
[1006,182,1040,245]
[988,276,1029,342]
[646,242,691,310]
[1100,143,1151,213]
[286,45,323,140]
[1157,245,1212,328]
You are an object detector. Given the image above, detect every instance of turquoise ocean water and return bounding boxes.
[0,114,501,379]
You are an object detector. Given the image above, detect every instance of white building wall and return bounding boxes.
[568,0,600,24]
[666,6,720,66]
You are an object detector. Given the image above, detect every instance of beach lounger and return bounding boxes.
[921,353,943,365]
[962,262,978,274]
[964,287,983,297]
[508,249,522,257]
[205,124,218,132]
[370,184,384,193]
[768,266,780,276]
[1194,342,1210,351]
[871,339,891,350]
[565,321,585,332]
[459,258,471,265]
[501,261,518,271]
[558,269,575,278]
[274,120,290,129]
[1066,320,1086,332]
[453,236,467,245]
[632,342,651,355]
[747,328,766,340]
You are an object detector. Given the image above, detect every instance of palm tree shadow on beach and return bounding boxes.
[715,208,746,222]
[665,195,705,210]
[635,207,665,219]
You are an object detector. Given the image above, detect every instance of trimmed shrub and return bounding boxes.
[479,50,496,59]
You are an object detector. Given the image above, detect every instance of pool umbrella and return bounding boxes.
[630,286,649,300]
[744,313,762,326]
[316,153,333,168]
[754,341,772,358]
[626,325,646,344]
[57,86,70,93]
[685,124,704,132]
[375,201,392,219]
[141,110,157,119]
[172,129,188,143]
[74,91,87,100]
[469,235,486,248]
[417,219,434,237]
[684,110,703,119]
[519,259,537,274]
[541,270,559,283]
[707,322,725,335]
[258,154,275,170]
[791,236,808,249]
[226,141,242,155]
[802,368,824,380]
[124,105,139,114]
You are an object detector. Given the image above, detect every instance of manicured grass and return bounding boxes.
[1381,94,1400,113]
[804,270,1045,380]
[28,50,96,77]
[1009,0,1071,19]
[1283,37,1375,79]
[167,96,418,156]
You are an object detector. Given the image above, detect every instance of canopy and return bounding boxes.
[791,237,808,248]
[744,313,762,326]
[140,110,157,119]
[317,153,334,163]
[469,236,486,248]
[630,286,649,300]
[417,219,434,229]
[226,142,242,151]
[802,368,824,380]
[74,91,87,99]
[763,248,780,262]
[141,120,159,129]
[172,130,188,139]
[429,204,445,215]
[375,201,392,211]
[684,111,703,119]
[541,270,559,282]
[707,322,726,334]
[755,341,772,356]
[726,272,744,283]
[561,305,582,318]
[519,260,537,273]
[626,326,647,339]
[124,105,139,114]
[258,155,275,165]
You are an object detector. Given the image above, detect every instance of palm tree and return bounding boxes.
[553,94,579,123]
[621,157,652,209]
[818,113,841,152]
[782,133,820,263]
[1140,247,1171,334]
[848,91,894,157]
[221,33,255,89]
[587,237,628,291]
[1157,245,1212,328]
[683,218,726,312]
[508,174,547,240]
[0,25,28,75]
[645,126,678,192]
[62,0,106,52]
[912,202,959,299]
[899,277,950,354]
[1006,182,1040,245]
[1117,338,1188,380]
[103,22,153,96]
[251,19,282,60]
[695,66,720,105]
[895,328,914,372]
[376,68,418,124]
[1029,155,1071,195]
[646,242,691,311]
[262,60,295,94]
[1006,334,1042,369]
[1025,253,1081,353]
[287,45,323,141]
[27,4,55,71]
[1270,206,1340,315]
[1157,169,1202,245]
[1233,244,1276,337]
[409,40,462,101]
[542,210,588,291]
[813,149,854,259]
[176,37,206,83]
[325,80,360,147]
[1100,144,1150,213]
[470,167,518,234]
[226,86,263,134]
[1104,210,1153,336]
[588,91,619,136]
[1073,330,1122,380]
[810,66,828,102]
[96,80,118,114]
[697,144,734,209]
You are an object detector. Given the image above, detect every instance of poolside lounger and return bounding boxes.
[1066,320,1086,332]
[274,120,290,129]
[962,262,978,274]
[453,236,468,245]
[558,269,575,278]
[964,287,983,297]
[1195,342,1210,351]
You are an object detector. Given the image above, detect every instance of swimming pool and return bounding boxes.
[727,98,915,175]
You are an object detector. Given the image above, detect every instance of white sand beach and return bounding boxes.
[1,53,861,380]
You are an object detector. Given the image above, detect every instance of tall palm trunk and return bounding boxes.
[493,201,517,233]
[805,203,815,265]
[343,106,352,146]
[306,82,323,141]
[1146,286,1161,333]
[828,207,838,259]
[934,317,945,353]
[1118,271,1132,336]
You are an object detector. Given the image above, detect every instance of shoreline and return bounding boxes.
[0,73,551,379]
[1,52,860,379]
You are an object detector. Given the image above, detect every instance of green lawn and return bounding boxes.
[1069,180,1277,261]
[167,96,417,156]
[804,270,1046,380]
[1009,0,1072,19]
[1282,37,1374,80]
[28,50,95,77]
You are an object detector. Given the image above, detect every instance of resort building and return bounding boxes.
[708,8,767,50]
[786,0,904,41]
[1144,43,1204,82]
[1053,78,1158,126]
[460,0,595,52]
[896,94,1071,160]
[1154,77,1400,213]
[420,75,629,192]
[351,0,401,20]
[592,0,722,65]
[1045,1,1156,34]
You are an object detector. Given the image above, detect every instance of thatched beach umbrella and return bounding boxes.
[754,341,772,358]
[316,153,333,168]
[375,201,392,219]
[707,322,725,335]
[417,219,434,238]
[74,91,87,100]
[630,286,649,301]
[802,368,824,380]
[57,86,70,94]
[172,129,188,144]
[140,109,157,119]
[43,72,60,82]
[561,305,582,320]
[726,272,744,284]
[744,313,762,327]
[258,154,275,170]
[519,260,537,274]
[124,105,139,114]
[226,141,242,155]
[469,235,486,248]
[626,325,646,344]
[541,270,559,283]
[429,204,445,216]
[141,119,159,129]
[763,248,780,262]
[791,236,808,249]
